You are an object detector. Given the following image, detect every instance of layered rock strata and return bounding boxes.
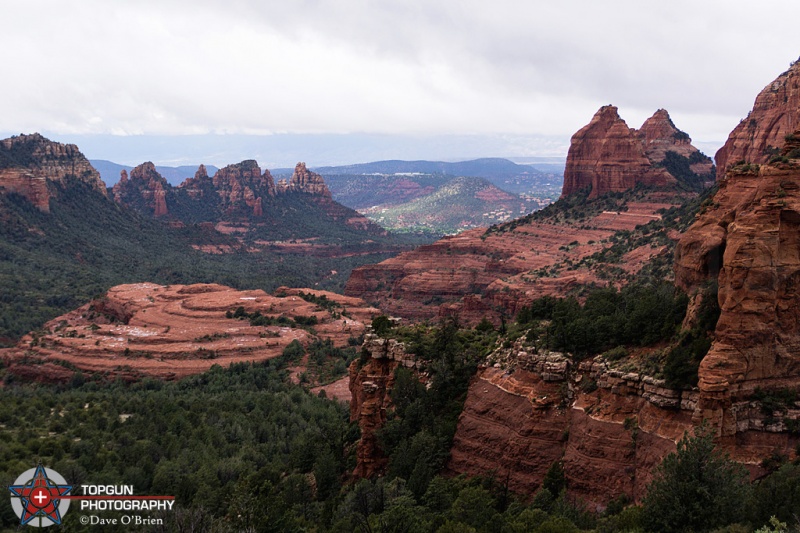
[561,106,712,198]
[349,332,420,477]
[2,283,378,382]
[0,133,107,212]
[716,59,800,179]
[447,343,799,509]
[346,193,684,324]
[676,141,800,436]
[346,108,711,324]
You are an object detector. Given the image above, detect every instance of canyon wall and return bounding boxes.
[349,333,419,477]
[716,60,800,179]
[0,133,107,212]
[447,342,798,509]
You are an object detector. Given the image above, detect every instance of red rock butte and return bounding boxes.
[345,106,712,324]
[0,133,107,212]
[561,106,712,199]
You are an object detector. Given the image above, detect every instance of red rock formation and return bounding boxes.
[288,162,332,197]
[675,60,800,436]
[716,59,800,179]
[561,107,712,199]
[2,283,379,381]
[349,356,399,477]
[0,133,107,212]
[179,164,213,200]
[346,193,685,324]
[448,344,797,508]
[212,160,276,217]
[349,333,420,477]
[676,144,800,435]
[562,106,658,199]
[112,162,170,217]
[0,168,50,211]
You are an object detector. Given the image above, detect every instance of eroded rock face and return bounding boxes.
[349,333,419,477]
[286,162,332,197]
[346,193,684,324]
[2,283,378,382]
[345,107,710,324]
[675,60,800,435]
[562,106,659,199]
[212,160,276,216]
[561,107,712,199]
[716,60,800,179]
[676,153,800,435]
[447,344,798,508]
[179,164,213,200]
[113,162,170,217]
[0,133,107,212]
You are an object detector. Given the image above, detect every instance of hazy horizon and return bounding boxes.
[3,1,798,168]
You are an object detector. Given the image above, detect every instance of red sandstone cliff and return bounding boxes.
[561,106,713,199]
[716,59,800,179]
[113,162,170,217]
[676,139,800,436]
[0,133,107,212]
[211,160,275,217]
[345,107,710,324]
[673,61,800,437]
[286,162,332,197]
[349,333,420,477]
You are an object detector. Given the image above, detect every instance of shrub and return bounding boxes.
[642,424,750,532]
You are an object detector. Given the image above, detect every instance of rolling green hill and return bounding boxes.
[361,176,545,234]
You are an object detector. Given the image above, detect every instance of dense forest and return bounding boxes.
[1,320,798,532]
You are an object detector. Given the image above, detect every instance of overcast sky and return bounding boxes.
[2,1,800,165]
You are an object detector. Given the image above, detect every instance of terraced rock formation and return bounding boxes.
[2,283,378,382]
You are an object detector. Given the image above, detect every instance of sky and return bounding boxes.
[2,1,800,166]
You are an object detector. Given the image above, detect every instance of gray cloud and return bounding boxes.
[2,0,800,151]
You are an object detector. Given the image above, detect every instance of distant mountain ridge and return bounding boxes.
[91,159,220,186]
[273,157,564,196]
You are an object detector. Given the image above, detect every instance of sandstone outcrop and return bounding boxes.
[345,107,711,324]
[716,59,800,179]
[179,164,214,200]
[286,162,332,197]
[675,139,800,435]
[674,60,800,438]
[561,106,712,199]
[3,283,378,382]
[349,332,419,477]
[112,162,170,217]
[110,158,383,240]
[447,341,798,509]
[346,193,685,324]
[0,133,107,212]
[211,160,275,216]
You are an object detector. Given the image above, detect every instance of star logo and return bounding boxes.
[8,465,72,527]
